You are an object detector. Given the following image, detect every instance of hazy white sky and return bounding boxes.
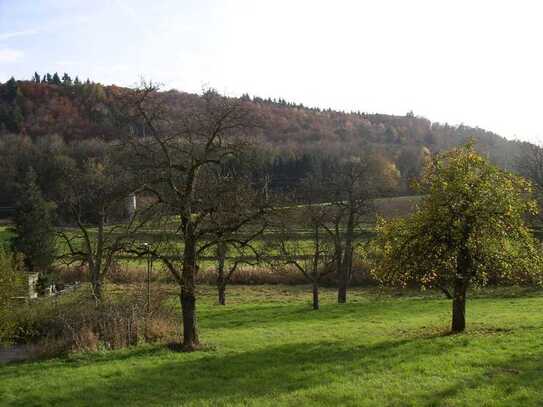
[1,0,542,142]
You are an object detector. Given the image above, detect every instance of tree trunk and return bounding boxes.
[181,234,199,350]
[180,286,199,349]
[218,283,226,306]
[337,245,351,304]
[312,282,320,310]
[90,265,103,301]
[337,279,347,304]
[337,208,354,304]
[334,238,347,304]
[451,278,468,333]
[216,240,227,306]
[91,211,105,301]
[451,242,471,333]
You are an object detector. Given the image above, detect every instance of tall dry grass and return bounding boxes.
[8,284,180,358]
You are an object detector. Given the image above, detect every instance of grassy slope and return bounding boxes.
[1,286,543,406]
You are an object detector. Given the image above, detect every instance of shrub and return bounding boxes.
[6,284,179,357]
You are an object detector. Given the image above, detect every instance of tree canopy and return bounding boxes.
[371,143,542,332]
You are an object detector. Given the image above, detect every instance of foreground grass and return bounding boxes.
[1,285,543,406]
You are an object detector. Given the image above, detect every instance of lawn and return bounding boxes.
[1,285,542,406]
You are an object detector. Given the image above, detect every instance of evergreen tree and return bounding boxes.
[5,77,17,99]
[33,72,41,83]
[12,168,57,273]
[62,73,72,86]
[52,72,61,85]
[0,78,24,132]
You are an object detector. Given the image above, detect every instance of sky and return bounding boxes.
[1,0,542,143]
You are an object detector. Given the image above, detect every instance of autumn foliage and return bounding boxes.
[370,144,542,331]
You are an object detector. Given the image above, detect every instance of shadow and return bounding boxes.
[4,337,459,406]
[0,345,168,380]
[199,299,443,331]
[413,351,543,406]
[4,325,542,405]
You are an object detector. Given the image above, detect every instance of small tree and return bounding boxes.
[12,168,57,273]
[371,144,542,332]
[213,235,261,306]
[206,171,268,306]
[55,140,149,300]
[272,204,334,310]
[318,154,399,303]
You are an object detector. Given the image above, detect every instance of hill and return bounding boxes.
[0,74,533,194]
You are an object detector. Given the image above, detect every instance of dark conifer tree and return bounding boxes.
[61,73,72,86]
[12,168,57,273]
[52,72,62,85]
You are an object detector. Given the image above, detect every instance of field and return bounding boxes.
[0,195,422,271]
[2,285,543,406]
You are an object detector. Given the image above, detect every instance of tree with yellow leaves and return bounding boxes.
[371,143,542,332]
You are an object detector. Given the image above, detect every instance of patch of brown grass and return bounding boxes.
[8,284,180,358]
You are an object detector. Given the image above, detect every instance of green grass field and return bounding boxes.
[1,285,542,406]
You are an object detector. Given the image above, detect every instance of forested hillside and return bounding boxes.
[0,74,532,196]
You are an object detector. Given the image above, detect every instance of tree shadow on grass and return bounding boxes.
[6,336,463,406]
[413,352,543,406]
[0,345,169,380]
[199,299,443,331]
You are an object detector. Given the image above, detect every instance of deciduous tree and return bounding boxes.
[271,200,334,310]
[55,140,148,300]
[121,85,262,350]
[319,153,398,303]
[371,144,542,332]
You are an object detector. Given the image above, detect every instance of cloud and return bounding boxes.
[0,49,24,62]
[0,29,39,41]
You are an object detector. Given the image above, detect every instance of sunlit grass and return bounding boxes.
[1,285,542,406]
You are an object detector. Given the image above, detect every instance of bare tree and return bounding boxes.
[201,169,267,305]
[55,140,153,300]
[271,202,334,310]
[120,85,263,350]
[318,154,399,303]
[213,235,261,305]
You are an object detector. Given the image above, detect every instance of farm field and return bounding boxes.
[1,285,542,406]
[0,195,421,268]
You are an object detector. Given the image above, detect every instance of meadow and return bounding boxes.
[1,285,542,406]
